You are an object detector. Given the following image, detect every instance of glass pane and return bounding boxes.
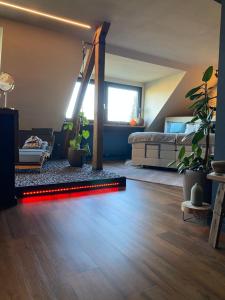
[107,86,139,122]
[66,81,94,120]
[81,83,95,120]
[66,82,81,119]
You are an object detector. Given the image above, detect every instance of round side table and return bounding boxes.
[181,201,211,223]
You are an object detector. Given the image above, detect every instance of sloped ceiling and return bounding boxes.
[0,0,221,66]
[0,0,221,131]
[104,54,181,83]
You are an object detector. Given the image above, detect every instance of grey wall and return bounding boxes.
[0,18,82,131]
[144,71,185,129]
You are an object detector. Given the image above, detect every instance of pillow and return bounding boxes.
[41,141,49,150]
[165,121,186,133]
[22,136,43,149]
[185,123,200,134]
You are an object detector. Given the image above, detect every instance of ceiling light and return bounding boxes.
[0,1,91,29]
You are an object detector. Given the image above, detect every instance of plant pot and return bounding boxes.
[183,170,212,203]
[68,148,86,167]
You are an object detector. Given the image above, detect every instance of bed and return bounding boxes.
[128,117,215,168]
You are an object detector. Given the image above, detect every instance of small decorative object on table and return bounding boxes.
[0,72,15,108]
[129,118,137,126]
[181,201,211,223]
[136,111,144,126]
[190,183,203,206]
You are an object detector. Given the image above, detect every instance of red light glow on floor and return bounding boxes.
[21,187,122,204]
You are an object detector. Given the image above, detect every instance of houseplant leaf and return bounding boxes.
[178,145,185,160]
[192,130,205,145]
[83,143,91,155]
[68,122,73,131]
[185,85,203,98]
[202,66,213,82]
[82,130,90,139]
[69,139,78,150]
[189,93,204,100]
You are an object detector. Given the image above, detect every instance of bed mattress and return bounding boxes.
[128,132,177,144]
[129,131,215,168]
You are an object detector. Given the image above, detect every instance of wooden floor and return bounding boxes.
[1,180,225,300]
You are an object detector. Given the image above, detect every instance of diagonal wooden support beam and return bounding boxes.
[63,41,95,155]
[72,22,110,128]
[72,45,95,125]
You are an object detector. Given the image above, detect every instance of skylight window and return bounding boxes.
[66,81,94,120]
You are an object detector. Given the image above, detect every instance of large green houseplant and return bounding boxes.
[64,112,90,167]
[172,66,217,202]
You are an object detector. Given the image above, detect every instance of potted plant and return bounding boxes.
[64,112,90,167]
[171,66,217,203]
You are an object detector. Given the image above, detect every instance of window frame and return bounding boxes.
[66,78,142,125]
[104,81,142,125]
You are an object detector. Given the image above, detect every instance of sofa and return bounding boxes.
[128,117,215,168]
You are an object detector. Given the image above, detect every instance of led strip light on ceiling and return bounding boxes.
[0,1,91,29]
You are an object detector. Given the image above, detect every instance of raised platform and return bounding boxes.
[16,160,126,198]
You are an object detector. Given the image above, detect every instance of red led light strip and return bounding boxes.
[22,182,120,196]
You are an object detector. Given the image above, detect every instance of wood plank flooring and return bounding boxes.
[0,180,225,300]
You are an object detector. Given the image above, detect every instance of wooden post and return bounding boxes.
[208,182,225,248]
[92,22,110,170]
[207,173,225,248]
[63,22,110,160]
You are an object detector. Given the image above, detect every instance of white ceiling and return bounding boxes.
[105,53,181,83]
[0,0,221,66]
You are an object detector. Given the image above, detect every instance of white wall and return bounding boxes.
[148,66,218,131]
[144,71,185,128]
[0,18,82,130]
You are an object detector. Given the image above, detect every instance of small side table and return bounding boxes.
[181,201,211,223]
[208,172,225,248]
